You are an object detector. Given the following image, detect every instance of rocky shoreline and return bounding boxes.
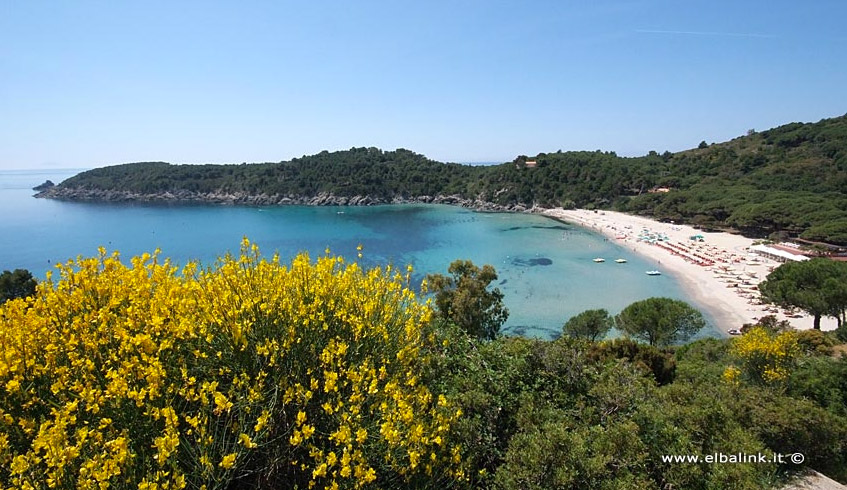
[34,186,537,213]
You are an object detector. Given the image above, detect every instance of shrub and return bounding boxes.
[789,357,847,418]
[494,418,651,490]
[738,389,847,482]
[725,326,800,386]
[795,329,836,356]
[0,240,462,489]
[588,338,677,385]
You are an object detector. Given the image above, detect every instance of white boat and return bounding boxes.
[645,270,662,276]
[615,258,627,263]
[593,258,605,263]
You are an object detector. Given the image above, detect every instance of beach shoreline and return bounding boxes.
[540,208,837,334]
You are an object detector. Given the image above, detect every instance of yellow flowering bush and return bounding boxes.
[725,326,800,386]
[0,239,462,489]
[721,365,741,386]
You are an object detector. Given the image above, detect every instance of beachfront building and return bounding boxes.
[750,244,810,263]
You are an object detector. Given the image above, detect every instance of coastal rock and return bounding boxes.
[32,180,55,191]
[34,186,531,213]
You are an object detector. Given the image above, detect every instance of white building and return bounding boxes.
[750,244,810,263]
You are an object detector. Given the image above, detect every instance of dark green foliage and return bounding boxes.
[425,328,842,489]
[675,337,732,364]
[673,337,733,382]
[634,382,777,490]
[0,269,36,303]
[495,413,653,490]
[425,260,508,341]
[789,356,847,418]
[562,308,614,341]
[615,297,706,346]
[672,339,847,485]
[619,114,847,244]
[794,329,836,356]
[737,388,847,482]
[588,338,677,385]
[436,328,796,490]
[743,314,793,334]
[801,219,847,245]
[54,114,847,244]
[424,329,547,486]
[433,326,847,490]
[55,148,479,199]
[759,258,847,329]
[421,316,847,489]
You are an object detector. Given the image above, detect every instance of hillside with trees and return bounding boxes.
[46,148,477,200]
[39,114,847,244]
[619,115,847,244]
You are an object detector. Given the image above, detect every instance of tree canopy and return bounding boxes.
[425,260,508,341]
[615,297,706,346]
[759,258,847,329]
[562,308,614,341]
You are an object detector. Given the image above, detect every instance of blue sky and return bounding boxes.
[1,0,846,169]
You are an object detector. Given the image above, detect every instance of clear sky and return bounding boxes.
[1,0,846,169]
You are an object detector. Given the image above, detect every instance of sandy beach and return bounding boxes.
[542,208,837,334]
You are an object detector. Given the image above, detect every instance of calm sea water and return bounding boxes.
[0,169,720,340]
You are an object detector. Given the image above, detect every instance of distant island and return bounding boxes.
[37,114,847,245]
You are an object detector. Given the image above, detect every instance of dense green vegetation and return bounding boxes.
[54,148,477,199]
[0,268,36,303]
[50,114,847,243]
[620,116,847,243]
[428,320,847,488]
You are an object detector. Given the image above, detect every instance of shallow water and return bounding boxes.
[0,169,720,340]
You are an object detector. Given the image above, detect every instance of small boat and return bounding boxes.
[615,258,627,263]
[728,329,742,336]
[645,270,661,276]
[593,258,605,263]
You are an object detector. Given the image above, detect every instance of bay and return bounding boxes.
[0,169,721,340]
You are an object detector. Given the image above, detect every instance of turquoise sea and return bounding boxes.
[0,169,720,340]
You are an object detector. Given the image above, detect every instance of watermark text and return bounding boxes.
[661,452,804,464]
